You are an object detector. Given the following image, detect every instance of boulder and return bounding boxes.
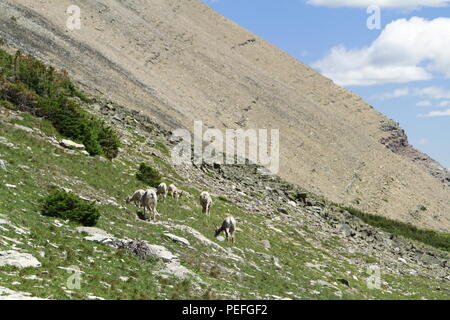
[0,286,45,300]
[60,139,85,150]
[76,227,114,242]
[0,250,41,268]
[156,261,197,280]
[112,240,177,262]
[164,233,190,246]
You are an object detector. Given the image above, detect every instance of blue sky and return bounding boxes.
[202,0,450,168]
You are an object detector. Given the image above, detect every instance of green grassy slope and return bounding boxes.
[0,110,448,300]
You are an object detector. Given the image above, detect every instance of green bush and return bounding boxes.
[0,49,120,158]
[136,163,161,187]
[41,190,100,226]
[344,206,450,252]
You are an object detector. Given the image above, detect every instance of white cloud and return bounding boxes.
[372,86,450,103]
[313,17,450,86]
[372,87,410,100]
[438,100,450,107]
[418,109,450,117]
[307,0,450,8]
[414,87,450,100]
[416,100,432,107]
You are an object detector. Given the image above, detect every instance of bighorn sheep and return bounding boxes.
[157,183,168,202]
[169,183,185,201]
[125,189,146,207]
[199,191,212,217]
[141,189,159,220]
[214,216,236,243]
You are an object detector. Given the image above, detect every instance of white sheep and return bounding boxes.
[214,216,236,243]
[157,182,168,202]
[125,189,146,207]
[199,191,212,217]
[168,183,177,198]
[141,188,159,220]
[168,183,185,201]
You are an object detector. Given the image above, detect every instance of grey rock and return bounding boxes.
[287,201,297,207]
[0,250,41,268]
[111,240,177,262]
[170,224,230,254]
[164,233,190,246]
[339,224,355,237]
[76,227,114,242]
[0,286,46,300]
[418,253,444,266]
[260,240,271,250]
[14,124,34,133]
[156,261,198,280]
[60,139,85,150]
[0,137,14,148]
[256,252,282,269]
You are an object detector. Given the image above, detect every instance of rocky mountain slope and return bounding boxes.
[0,94,449,300]
[0,0,449,232]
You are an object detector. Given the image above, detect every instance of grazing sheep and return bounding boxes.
[168,184,177,198]
[141,189,159,220]
[157,183,168,202]
[173,189,185,201]
[199,191,212,217]
[125,189,146,207]
[214,216,236,243]
[168,184,185,201]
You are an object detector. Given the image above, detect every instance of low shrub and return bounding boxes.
[0,49,120,158]
[41,190,100,226]
[136,163,161,187]
[344,206,450,252]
